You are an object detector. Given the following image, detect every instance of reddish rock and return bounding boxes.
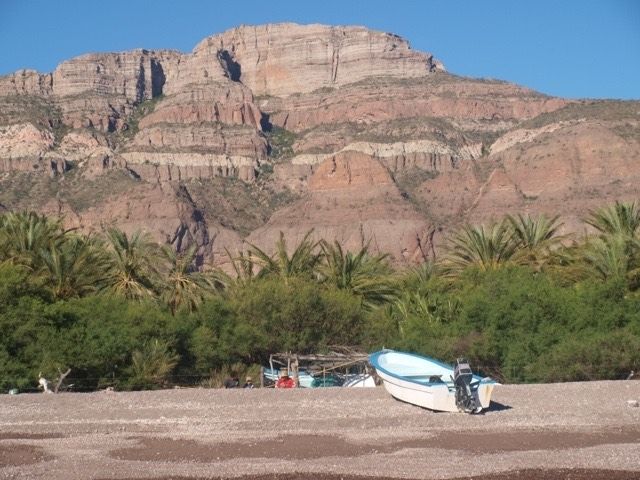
[138,82,262,131]
[248,152,433,263]
[262,76,568,133]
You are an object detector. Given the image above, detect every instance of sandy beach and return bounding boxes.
[1,381,639,479]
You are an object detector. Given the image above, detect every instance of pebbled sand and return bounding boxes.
[0,381,639,479]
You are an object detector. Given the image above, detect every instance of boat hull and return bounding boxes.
[370,351,497,413]
[342,374,376,388]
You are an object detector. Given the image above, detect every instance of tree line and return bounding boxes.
[1,201,639,391]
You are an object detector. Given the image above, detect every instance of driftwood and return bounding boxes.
[283,353,368,363]
[38,368,72,394]
[269,347,369,368]
[54,368,72,393]
[37,373,51,394]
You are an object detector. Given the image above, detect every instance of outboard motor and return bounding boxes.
[453,358,479,413]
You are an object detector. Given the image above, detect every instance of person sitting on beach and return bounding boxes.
[223,376,240,389]
[243,376,255,389]
[275,369,295,389]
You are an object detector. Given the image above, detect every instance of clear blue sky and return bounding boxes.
[1,0,638,99]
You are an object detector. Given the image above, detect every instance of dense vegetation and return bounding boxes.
[1,202,639,392]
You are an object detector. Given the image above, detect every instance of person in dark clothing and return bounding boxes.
[223,377,240,389]
[243,376,255,388]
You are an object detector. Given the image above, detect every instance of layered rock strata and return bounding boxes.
[50,50,181,131]
[195,23,444,96]
[248,151,434,262]
[259,76,567,133]
[275,139,481,191]
[0,69,53,97]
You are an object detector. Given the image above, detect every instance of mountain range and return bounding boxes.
[1,23,639,266]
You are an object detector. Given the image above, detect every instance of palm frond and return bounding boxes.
[585,201,640,238]
[319,240,397,310]
[104,228,159,301]
[159,245,213,314]
[440,220,517,278]
[245,230,322,282]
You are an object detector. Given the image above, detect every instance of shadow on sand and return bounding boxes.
[484,400,512,413]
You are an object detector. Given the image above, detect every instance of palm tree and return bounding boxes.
[507,213,564,269]
[0,211,65,269]
[103,228,159,300]
[581,235,632,282]
[394,291,436,326]
[440,220,518,277]
[393,290,461,335]
[318,240,397,310]
[37,234,110,300]
[228,249,256,282]
[508,213,563,249]
[159,245,213,314]
[131,339,179,388]
[208,248,259,291]
[245,230,322,283]
[570,234,640,288]
[577,201,640,290]
[401,261,438,291]
[585,201,640,238]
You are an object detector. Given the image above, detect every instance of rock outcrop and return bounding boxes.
[121,151,258,183]
[52,50,178,101]
[49,50,181,131]
[137,82,262,130]
[259,75,567,134]
[195,23,444,96]
[275,139,480,191]
[0,69,53,97]
[0,123,54,160]
[248,151,433,262]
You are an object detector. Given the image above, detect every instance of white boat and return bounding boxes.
[369,350,497,413]
[342,373,376,388]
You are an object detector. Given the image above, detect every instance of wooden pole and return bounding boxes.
[293,356,299,388]
[260,366,264,388]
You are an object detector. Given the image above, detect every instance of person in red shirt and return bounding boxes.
[275,369,295,388]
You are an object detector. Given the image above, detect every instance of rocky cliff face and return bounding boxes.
[194,24,444,97]
[0,69,53,97]
[0,23,638,265]
[248,151,434,262]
